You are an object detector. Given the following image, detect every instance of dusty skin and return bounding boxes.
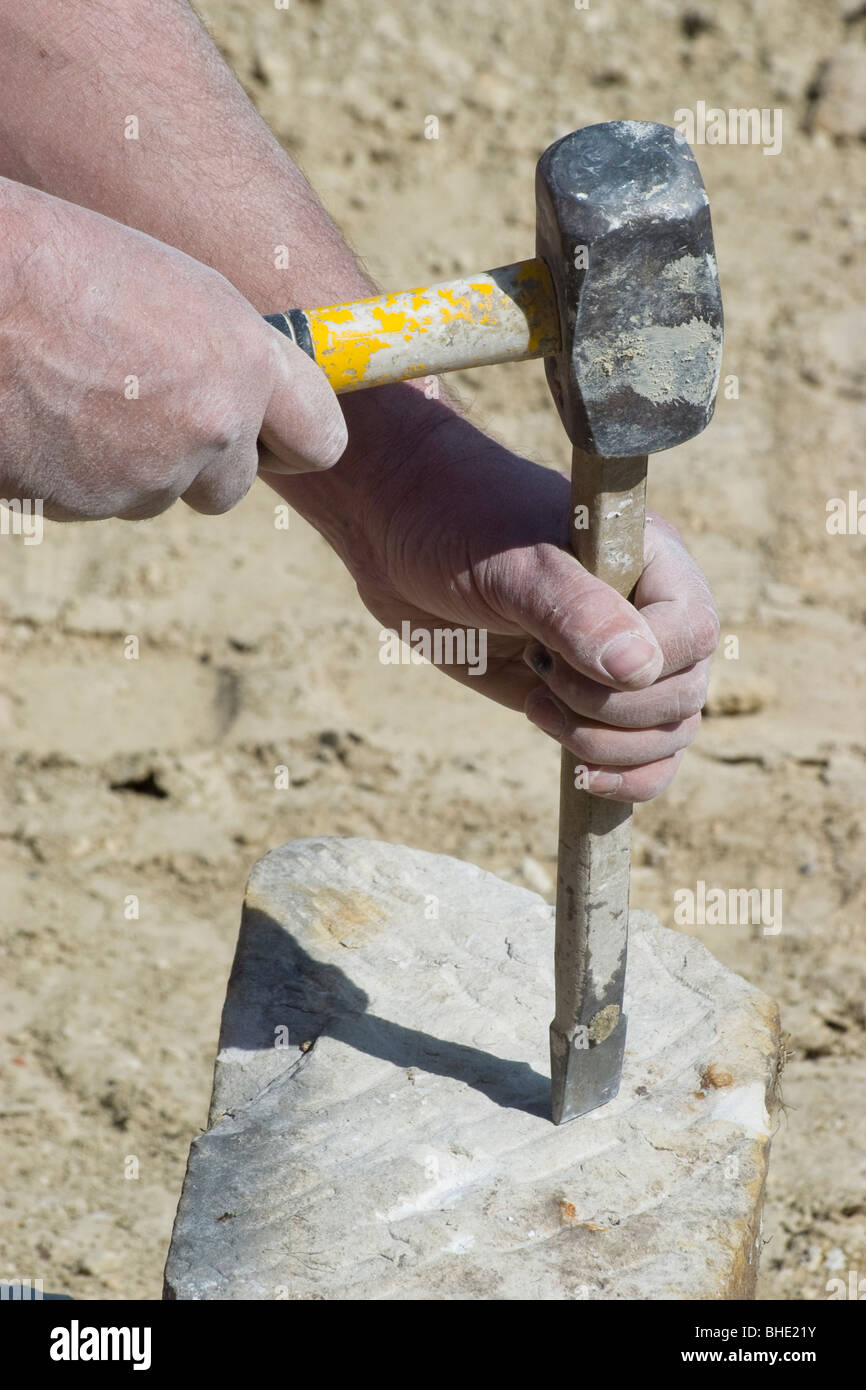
[1,0,865,1300]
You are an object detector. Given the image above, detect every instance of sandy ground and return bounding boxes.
[1,0,864,1301]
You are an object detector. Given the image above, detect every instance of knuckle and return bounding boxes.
[676,668,710,719]
[593,690,651,729]
[563,580,628,650]
[566,726,602,761]
[691,603,722,661]
[691,665,712,713]
[116,484,181,520]
[184,446,259,516]
[680,709,703,744]
[186,384,254,457]
[651,513,684,544]
[204,415,248,459]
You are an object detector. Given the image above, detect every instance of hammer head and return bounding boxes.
[536,121,723,457]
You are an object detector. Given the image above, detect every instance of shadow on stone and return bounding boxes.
[222,907,550,1116]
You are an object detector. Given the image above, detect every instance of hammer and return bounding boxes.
[267,121,723,1124]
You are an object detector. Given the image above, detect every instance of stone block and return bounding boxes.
[165,838,780,1300]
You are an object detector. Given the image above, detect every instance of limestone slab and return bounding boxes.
[164,837,780,1300]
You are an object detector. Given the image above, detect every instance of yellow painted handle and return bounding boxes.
[266,258,560,394]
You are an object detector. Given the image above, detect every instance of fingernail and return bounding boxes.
[524,644,553,676]
[527,693,566,738]
[589,770,623,797]
[599,632,660,684]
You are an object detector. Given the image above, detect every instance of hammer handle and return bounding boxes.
[265,258,559,393]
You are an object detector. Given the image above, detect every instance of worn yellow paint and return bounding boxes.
[306,307,395,388]
[298,258,560,393]
[371,305,408,333]
[514,257,557,355]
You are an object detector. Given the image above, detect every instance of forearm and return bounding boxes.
[0,0,458,494]
[0,0,372,306]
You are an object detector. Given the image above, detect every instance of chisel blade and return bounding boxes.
[550,750,633,1125]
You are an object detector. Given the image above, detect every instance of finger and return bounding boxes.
[181,438,260,515]
[523,691,701,763]
[425,651,541,709]
[554,750,685,804]
[114,495,176,521]
[495,541,663,691]
[258,327,347,474]
[522,646,711,728]
[633,517,720,676]
[356,597,542,711]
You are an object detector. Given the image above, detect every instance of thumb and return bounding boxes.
[258,325,348,474]
[509,543,663,690]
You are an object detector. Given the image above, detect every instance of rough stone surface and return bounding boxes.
[812,45,866,140]
[164,838,781,1301]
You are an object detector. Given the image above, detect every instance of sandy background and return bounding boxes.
[1,0,864,1300]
